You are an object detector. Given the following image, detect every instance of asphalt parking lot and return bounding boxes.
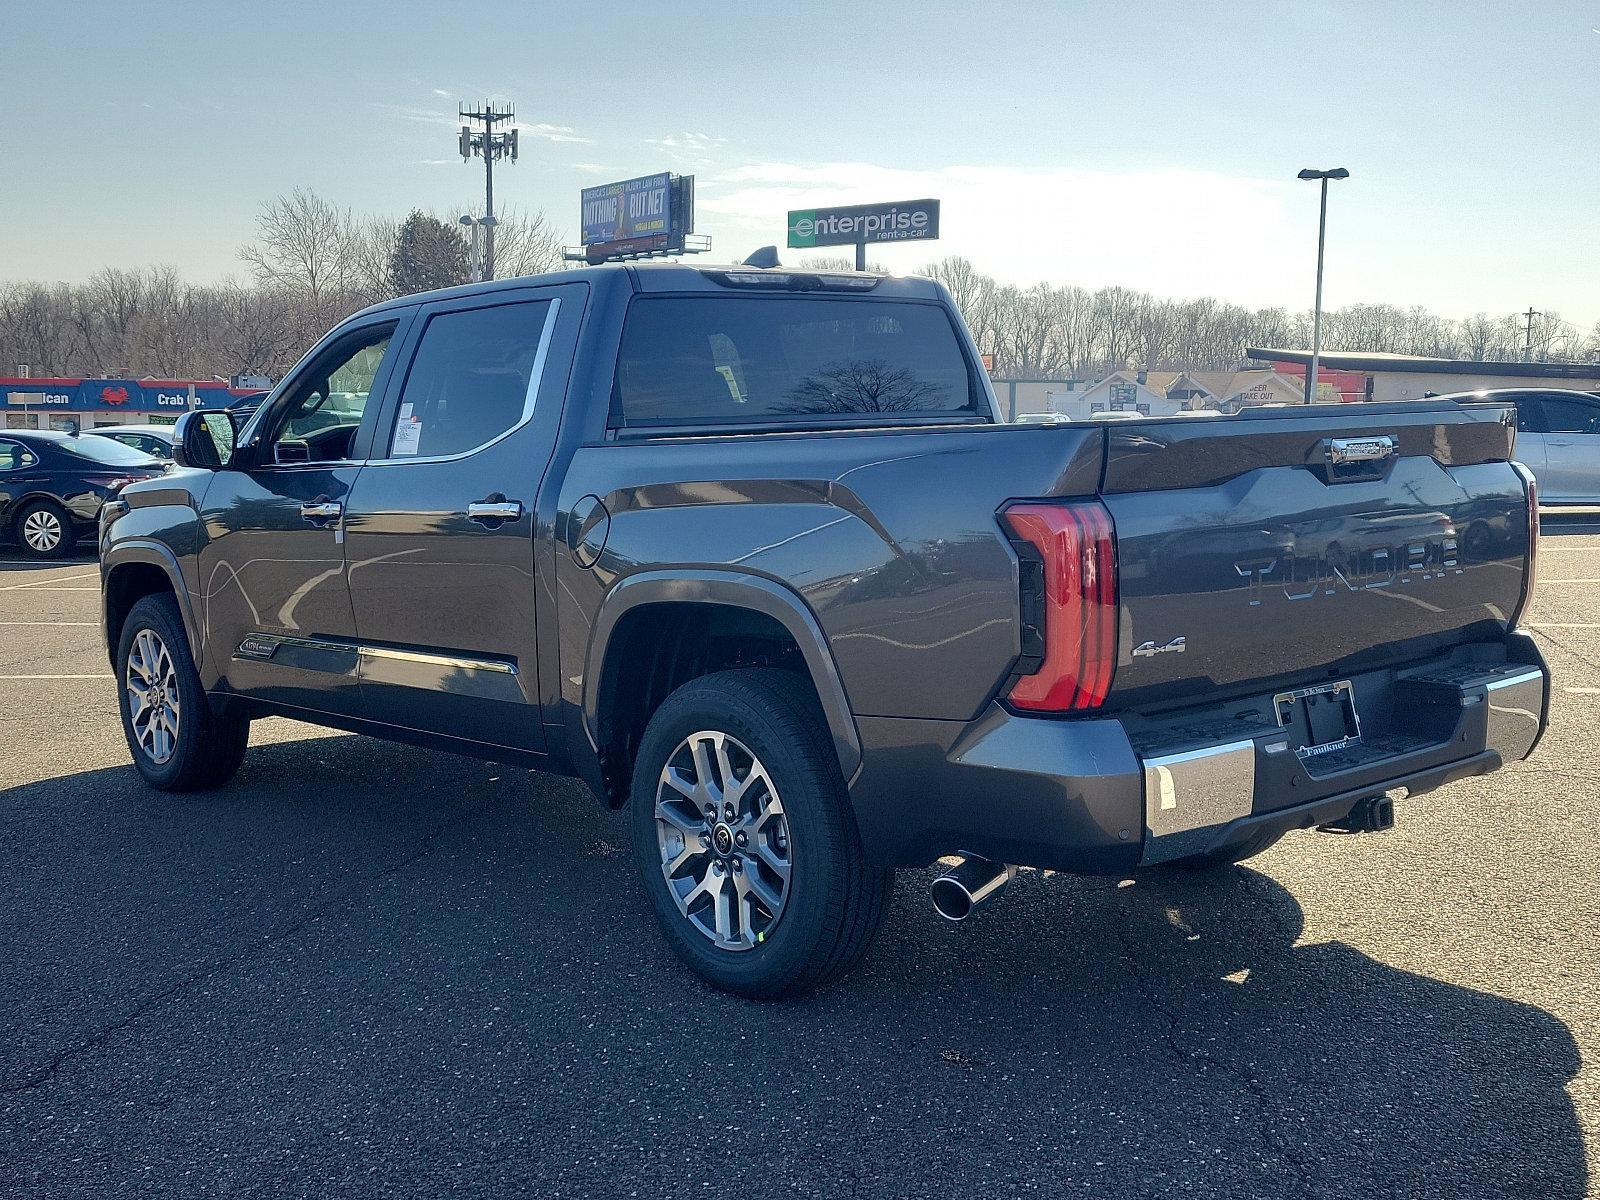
[1,526,1596,1200]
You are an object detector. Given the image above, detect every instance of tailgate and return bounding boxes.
[1099,402,1531,710]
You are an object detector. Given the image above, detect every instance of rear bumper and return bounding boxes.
[847,635,1549,872]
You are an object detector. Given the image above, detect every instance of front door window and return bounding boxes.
[268,326,395,464]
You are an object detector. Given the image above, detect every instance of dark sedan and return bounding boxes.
[0,430,166,559]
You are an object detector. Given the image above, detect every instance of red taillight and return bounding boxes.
[1002,500,1118,712]
[1512,462,1538,627]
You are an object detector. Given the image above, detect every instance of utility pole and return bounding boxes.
[458,102,518,281]
[1523,307,1544,360]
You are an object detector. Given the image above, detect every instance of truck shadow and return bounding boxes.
[1,732,1585,1199]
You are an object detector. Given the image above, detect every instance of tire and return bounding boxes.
[1169,827,1285,870]
[116,593,250,792]
[14,499,74,560]
[629,668,893,1000]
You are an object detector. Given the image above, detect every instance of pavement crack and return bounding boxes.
[0,794,491,1099]
[1111,888,1318,1192]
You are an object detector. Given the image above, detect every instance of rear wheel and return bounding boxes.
[116,593,250,791]
[629,669,892,999]
[14,500,73,560]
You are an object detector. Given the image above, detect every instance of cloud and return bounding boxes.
[646,131,728,153]
[569,162,610,174]
[431,88,452,98]
[519,122,592,145]
[697,161,1316,308]
[370,102,460,129]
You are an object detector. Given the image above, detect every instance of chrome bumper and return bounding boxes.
[1137,662,1548,867]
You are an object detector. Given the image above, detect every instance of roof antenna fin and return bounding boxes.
[741,246,781,269]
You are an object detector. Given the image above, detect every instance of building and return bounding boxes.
[1143,369,1309,410]
[2,377,260,431]
[993,366,1316,420]
[1247,348,1600,403]
[989,378,1097,420]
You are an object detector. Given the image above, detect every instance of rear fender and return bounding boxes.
[579,570,862,788]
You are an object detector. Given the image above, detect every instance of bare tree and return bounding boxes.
[488,208,565,279]
[239,189,358,312]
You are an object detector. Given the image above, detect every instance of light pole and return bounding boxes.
[1297,167,1349,404]
[457,214,498,283]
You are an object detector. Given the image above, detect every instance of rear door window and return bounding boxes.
[386,300,554,459]
[0,440,37,470]
[614,297,980,428]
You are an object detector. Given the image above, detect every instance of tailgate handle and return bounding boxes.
[1327,435,1396,464]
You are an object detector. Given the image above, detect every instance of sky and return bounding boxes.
[3,0,1598,328]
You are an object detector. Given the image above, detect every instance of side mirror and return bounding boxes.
[172,410,239,470]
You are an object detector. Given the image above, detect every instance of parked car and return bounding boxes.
[2,430,166,558]
[99,262,1546,998]
[1442,388,1600,505]
[87,424,175,460]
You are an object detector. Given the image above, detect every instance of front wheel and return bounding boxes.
[629,669,892,1000]
[116,593,250,791]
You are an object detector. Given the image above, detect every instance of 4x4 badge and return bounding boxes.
[1132,636,1186,659]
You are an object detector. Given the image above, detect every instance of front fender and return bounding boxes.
[579,569,863,785]
[100,540,202,669]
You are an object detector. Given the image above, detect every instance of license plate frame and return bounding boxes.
[1273,680,1361,760]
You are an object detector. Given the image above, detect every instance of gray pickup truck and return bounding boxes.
[99,260,1547,998]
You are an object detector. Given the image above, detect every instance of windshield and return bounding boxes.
[614,297,981,427]
[54,436,163,468]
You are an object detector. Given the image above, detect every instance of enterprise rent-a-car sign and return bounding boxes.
[580,173,673,245]
[786,199,940,249]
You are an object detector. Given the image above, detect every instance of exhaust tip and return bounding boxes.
[931,875,976,922]
[930,855,1016,922]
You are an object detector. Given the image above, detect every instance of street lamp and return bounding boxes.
[1297,167,1349,404]
[458,214,498,283]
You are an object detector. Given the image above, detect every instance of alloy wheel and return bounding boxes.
[654,729,792,951]
[22,509,62,553]
[125,628,180,764]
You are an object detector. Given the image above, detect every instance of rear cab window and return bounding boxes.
[54,436,162,468]
[613,296,984,431]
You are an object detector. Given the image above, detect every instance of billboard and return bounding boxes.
[581,173,673,246]
[786,199,940,249]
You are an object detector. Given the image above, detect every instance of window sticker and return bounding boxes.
[393,402,423,456]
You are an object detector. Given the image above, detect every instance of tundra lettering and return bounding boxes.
[1237,536,1464,606]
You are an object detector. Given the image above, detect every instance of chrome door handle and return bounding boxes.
[301,500,343,523]
[1547,440,1573,447]
[467,499,523,525]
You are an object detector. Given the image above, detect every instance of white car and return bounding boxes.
[1448,389,1600,505]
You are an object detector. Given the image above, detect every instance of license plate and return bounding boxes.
[1273,680,1360,759]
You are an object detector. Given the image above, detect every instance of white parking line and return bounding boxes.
[1538,579,1600,584]
[1530,623,1600,629]
[0,621,98,626]
[0,674,113,680]
[1564,687,1600,695]
[0,572,98,591]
